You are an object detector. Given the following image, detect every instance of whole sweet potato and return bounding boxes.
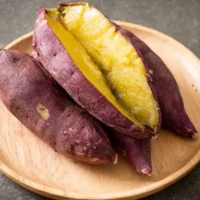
[110,131,152,175]
[0,49,117,164]
[33,8,157,139]
[118,28,197,138]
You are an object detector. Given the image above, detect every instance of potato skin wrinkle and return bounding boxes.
[0,49,117,164]
[33,8,155,139]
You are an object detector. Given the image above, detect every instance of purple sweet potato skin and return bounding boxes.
[118,28,197,138]
[32,8,153,139]
[111,130,152,175]
[0,49,117,164]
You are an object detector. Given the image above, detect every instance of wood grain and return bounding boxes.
[0,22,200,200]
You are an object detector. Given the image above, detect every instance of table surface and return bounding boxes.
[0,0,200,199]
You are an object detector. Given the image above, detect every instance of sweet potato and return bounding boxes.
[117,28,197,138]
[110,130,152,175]
[58,3,161,135]
[58,2,197,138]
[33,8,159,139]
[0,49,117,164]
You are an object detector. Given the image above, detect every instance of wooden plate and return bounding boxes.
[1,22,200,200]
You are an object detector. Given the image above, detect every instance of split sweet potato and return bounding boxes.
[0,49,117,164]
[33,8,160,139]
[58,2,197,138]
[58,3,161,135]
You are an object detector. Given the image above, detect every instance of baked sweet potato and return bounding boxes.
[110,130,152,175]
[0,49,117,164]
[58,2,197,138]
[117,29,197,138]
[58,3,161,134]
[33,8,160,139]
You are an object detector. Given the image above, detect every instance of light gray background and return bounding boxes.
[0,0,199,199]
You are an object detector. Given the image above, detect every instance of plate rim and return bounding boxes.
[1,21,200,200]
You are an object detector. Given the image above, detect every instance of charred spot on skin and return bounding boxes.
[69,70,76,77]
[114,27,119,33]
[13,57,19,63]
[12,106,20,114]
[57,6,65,14]
[59,2,88,8]
[16,106,20,110]
[53,52,57,57]
[58,3,65,8]
[36,104,49,120]
[35,120,38,126]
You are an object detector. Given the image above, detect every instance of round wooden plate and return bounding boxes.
[1,22,200,200]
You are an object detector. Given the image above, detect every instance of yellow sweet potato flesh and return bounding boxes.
[58,4,159,129]
[46,10,142,129]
